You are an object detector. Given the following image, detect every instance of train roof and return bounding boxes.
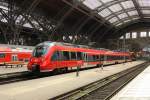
[38,41,96,49]
[0,44,34,53]
[37,41,130,56]
[0,44,34,50]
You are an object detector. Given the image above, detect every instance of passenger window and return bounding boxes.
[100,55,104,61]
[93,55,96,61]
[0,53,5,58]
[70,52,76,60]
[51,51,60,61]
[96,55,99,61]
[77,52,82,60]
[62,51,70,60]
[88,55,93,62]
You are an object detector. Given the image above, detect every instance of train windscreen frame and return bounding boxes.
[32,45,48,57]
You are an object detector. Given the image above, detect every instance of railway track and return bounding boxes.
[0,71,36,85]
[0,70,66,85]
[52,62,149,100]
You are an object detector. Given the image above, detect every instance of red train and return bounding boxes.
[0,44,33,65]
[27,41,132,72]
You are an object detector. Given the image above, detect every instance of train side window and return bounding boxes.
[88,55,93,62]
[93,55,97,61]
[0,53,5,58]
[77,52,82,60]
[100,55,104,61]
[62,51,70,60]
[51,51,60,61]
[70,52,76,60]
[96,55,99,61]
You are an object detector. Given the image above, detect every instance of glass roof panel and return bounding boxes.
[118,13,128,19]
[142,10,150,14]
[83,0,102,10]
[128,10,138,16]
[109,17,118,23]
[82,0,150,27]
[98,8,111,17]
[121,0,135,9]
[101,0,113,3]
[138,0,150,7]
[1,18,7,23]
[109,4,122,12]
[0,5,8,10]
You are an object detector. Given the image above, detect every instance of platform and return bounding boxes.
[111,62,150,100]
[0,65,28,75]
[0,61,145,100]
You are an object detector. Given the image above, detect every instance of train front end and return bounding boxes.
[27,42,53,72]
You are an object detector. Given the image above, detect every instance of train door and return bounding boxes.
[11,54,18,61]
[100,55,104,65]
[61,51,70,68]
[83,53,88,67]
[70,51,77,67]
[51,51,60,68]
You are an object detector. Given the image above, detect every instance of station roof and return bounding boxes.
[82,0,150,27]
[0,0,150,44]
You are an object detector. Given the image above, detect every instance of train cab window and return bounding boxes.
[70,52,76,60]
[62,51,70,60]
[33,45,48,57]
[0,53,5,58]
[77,52,82,60]
[51,51,60,61]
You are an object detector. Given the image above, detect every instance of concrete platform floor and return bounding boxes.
[0,61,145,100]
[111,63,150,100]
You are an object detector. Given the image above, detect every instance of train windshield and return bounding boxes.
[33,45,48,57]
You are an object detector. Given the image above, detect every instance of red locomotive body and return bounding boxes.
[27,41,131,72]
